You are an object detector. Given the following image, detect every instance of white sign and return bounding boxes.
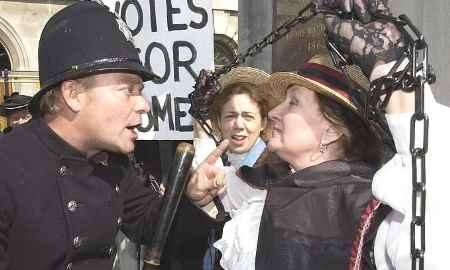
[104,0,214,140]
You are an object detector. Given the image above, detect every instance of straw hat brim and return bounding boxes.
[268,72,358,112]
[218,66,270,90]
[217,66,283,110]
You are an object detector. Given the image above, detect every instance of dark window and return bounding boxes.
[0,45,11,71]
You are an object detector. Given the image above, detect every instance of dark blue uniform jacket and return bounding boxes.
[0,119,163,270]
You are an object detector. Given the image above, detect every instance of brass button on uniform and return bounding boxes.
[117,217,122,225]
[115,185,120,193]
[67,200,78,212]
[66,262,72,270]
[108,246,115,256]
[58,166,68,176]
[73,236,82,249]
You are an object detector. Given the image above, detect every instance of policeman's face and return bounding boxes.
[77,73,149,155]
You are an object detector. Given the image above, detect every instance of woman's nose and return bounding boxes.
[234,115,244,128]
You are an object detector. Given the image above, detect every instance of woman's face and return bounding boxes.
[219,93,265,154]
[268,85,330,169]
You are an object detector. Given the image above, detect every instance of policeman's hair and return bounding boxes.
[39,76,97,116]
[39,87,61,116]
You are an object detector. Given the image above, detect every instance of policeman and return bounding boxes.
[0,1,164,270]
[0,92,32,133]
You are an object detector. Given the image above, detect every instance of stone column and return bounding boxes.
[238,0,273,72]
[272,0,327,72]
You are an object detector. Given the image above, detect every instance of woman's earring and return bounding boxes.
[319,143,328,154]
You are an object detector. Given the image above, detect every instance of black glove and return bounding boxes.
[314,0,405,78]
[188,69,221,121]
[313,0,390,23]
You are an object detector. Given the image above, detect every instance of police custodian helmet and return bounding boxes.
[30,0,159,116]
[0,93,32,116]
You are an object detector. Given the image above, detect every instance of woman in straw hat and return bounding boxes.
[187,66,288,270]
[240,55,388,270]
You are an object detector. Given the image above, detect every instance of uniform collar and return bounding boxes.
[31,118,110,176]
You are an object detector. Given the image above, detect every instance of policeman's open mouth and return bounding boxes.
[126,124,140,137]
[127,124,141,130]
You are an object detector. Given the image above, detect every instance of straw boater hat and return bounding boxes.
[265,55,395,161]
[218,66,270,89]
[267,55,365,113]
[217,66,283,110]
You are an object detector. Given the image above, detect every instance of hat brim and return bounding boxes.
[217,66,284,109]
[218,66,270,90]
[268,72,358,112]
[0,104,30,116]
[1,95,32,116]
[30,62,160,117]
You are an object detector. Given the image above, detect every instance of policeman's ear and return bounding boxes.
[59,80,84,113]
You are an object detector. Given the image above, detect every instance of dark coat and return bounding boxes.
[0,119,163,270]
[161,152,290,270]
[240,160,375,270]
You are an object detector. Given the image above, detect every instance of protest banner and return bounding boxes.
[104,0,214,140]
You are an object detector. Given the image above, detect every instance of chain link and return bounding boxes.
[372,13,434,270]
[212,3,316,79]
[409,40,430,270]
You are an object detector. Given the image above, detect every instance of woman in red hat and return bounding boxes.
[250,55,385,270]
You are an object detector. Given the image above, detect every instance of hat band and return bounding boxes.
[298,63,352,100]
[60,56,143,76]
[41,56,144,88]
[3,104,29,111]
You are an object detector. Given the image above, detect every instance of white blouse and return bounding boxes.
[373,85,450,269]
[192,138,267,270]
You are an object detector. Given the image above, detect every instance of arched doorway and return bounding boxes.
[0,43,11,131]
[0,43,12,98]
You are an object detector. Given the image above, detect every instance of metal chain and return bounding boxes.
[370,13,433,270]
[212,3,316,79]
[409,38,429,270]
